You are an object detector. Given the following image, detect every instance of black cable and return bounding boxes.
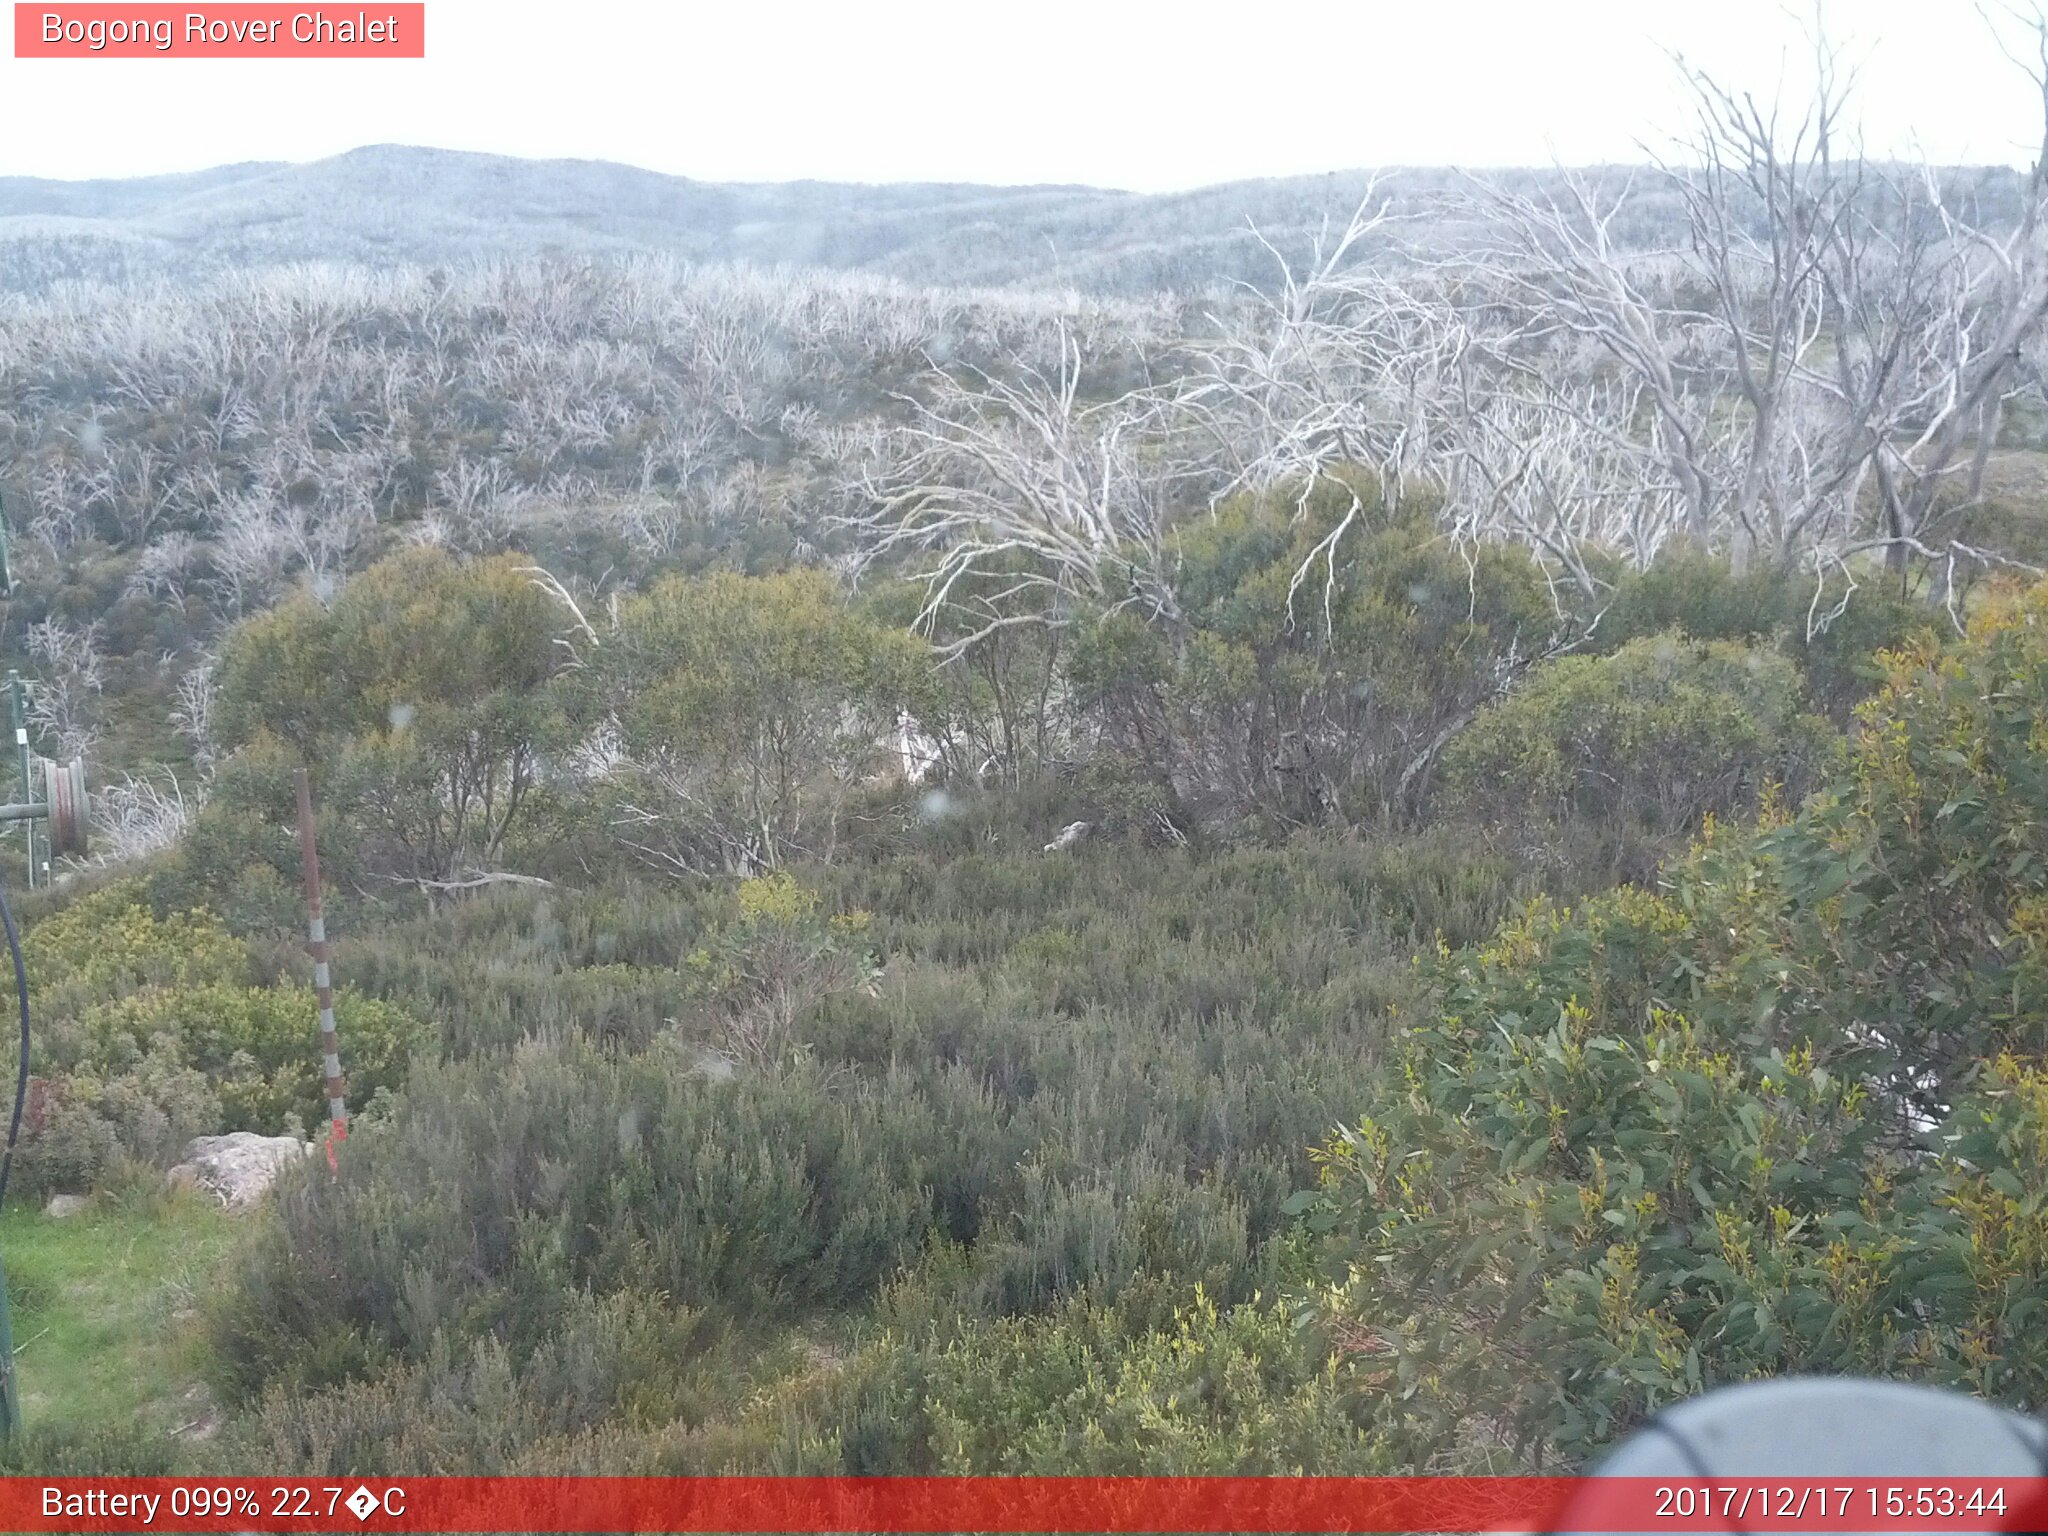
[0,877,30,1211]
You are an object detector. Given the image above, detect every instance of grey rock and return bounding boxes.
[167,1132,314,1208]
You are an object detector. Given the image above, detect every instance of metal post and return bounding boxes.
[0,1250,19,1440]
[294,769,348,1167]
[7,676,30,892]
[0,510,23,1439]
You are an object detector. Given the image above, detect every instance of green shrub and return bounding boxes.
[1299,580,2048,1468]
[208,1039,942,1401]
[204,827,1481,1434]
[1595,550,1931,720]
[1593,550,1792,649]
[25,885,251,1011]
[213,547,571,894]
[28,1047,219,1197]
[765,1291,1391,1474]
[79,983,423,1133]
[9,886,427,1199]
[586,570,933,874]
[205,1288,712,1475]
[1070,475,1565,828]
[683,874,878,1071]
[1440,633,1835,878]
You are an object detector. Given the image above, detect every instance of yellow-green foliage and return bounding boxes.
[26,887,250,1007]
[684,874,878,1069]
[590,570,935,872]
[216,546,563,754]
[1441,632,1835,875]
[208,547,570,891]
[80,983,422,1132]
[1586,547,1931,721]
[12,884,426,1198]
[1302,579,2048,1467]
[770,1292,1393,1474]
[1069,477,1559,826]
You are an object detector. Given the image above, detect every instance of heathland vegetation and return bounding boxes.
[2,21,2048,1477]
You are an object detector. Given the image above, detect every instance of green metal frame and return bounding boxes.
[8,676,31,892]
[0,500,22,1435]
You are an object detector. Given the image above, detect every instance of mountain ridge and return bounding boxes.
[0,143,1417,293]
[5,144,2027,297]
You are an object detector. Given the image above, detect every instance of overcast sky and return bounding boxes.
[2,1,2042,190]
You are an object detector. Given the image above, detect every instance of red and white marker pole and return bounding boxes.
[294,767,348,1172]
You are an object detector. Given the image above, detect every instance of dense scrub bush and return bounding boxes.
[585,570,933,875]
[321,880,730,1059]
[9,885,427,1199]
[209,1035,949,1397]
[208,1282,1393,1478]
[25,885,253,1004]
[0,1422,187,1476]
[213,1042,1255,1403]
[1069,476,1565,827]
[81,982,421,1132]
[1592,548,1931,721]
[1591,550,1794,649]
[206,828,1524,1459]
[1439,633,1835,879]
[683,873,879,1070]
[1297,579,2048,1467]
[766,1292,1391,1474]
[211,547,569,895]
[206,1289,714,1474]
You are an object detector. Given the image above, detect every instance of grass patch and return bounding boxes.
[0,1188,243,1443]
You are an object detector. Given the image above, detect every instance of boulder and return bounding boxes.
[42,1193,86,1219]
[167,1132,314,1208]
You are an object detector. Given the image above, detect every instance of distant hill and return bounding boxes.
[0,144,1550,295]
[3,145,2028,298]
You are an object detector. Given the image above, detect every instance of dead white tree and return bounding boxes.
[1450,14,2048,579]
[89,769,194,865]
[170,658,218,769]
[843,327,1188,657]
[24,617,105,761]
[1440,374,1677,601]
[1176,184,1456,504]
[206,493,302,616]
[126,529,206,603]
[1169,186,1651,625]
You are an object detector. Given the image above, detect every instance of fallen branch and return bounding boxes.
[374,871,556,893]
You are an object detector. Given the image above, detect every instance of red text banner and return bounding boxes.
[14,5,424,58]
[4,1477,2048,1533]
